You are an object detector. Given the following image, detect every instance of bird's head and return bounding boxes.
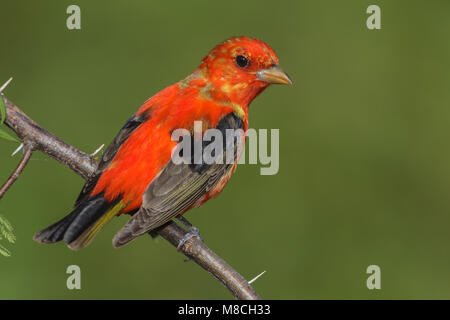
[197,36,292,106]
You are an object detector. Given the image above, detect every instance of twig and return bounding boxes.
[157,222,261,299]
[0,143,33,199]
[0,95,261,300]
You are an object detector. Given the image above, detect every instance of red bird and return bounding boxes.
[34,36,292,250]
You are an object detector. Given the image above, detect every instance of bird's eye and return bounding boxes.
[235,55,249,68]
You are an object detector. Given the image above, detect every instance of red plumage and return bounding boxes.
[34,36,291,249]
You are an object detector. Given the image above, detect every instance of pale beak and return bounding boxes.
[257,65,292,85]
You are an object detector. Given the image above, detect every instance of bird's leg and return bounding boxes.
[177,215,195,229]
[176,216,203,251]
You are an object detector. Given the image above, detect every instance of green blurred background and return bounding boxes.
[1,0,450,299]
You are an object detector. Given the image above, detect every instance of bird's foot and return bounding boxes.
[176,216,203,251]
[177,226,203,251]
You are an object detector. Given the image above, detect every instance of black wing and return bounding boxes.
[112,112,245,247]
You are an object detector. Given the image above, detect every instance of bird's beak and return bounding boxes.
[257,65,292,85]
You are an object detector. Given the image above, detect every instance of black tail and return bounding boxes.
[34,194,121,250]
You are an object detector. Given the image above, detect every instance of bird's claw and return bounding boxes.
[177,227,203,251]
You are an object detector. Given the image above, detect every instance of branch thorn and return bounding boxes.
[91,143,105,156]
[0,77,13,93]
[11,143,24,157]
[248,270,266,284]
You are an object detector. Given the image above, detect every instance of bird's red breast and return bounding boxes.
[33,36,292,250]
[90,36,290,214]
[91,81,244,213]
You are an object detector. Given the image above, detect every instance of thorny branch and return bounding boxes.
[0,93,261,300]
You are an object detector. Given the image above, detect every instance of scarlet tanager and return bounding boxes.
[34,36,292,250]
